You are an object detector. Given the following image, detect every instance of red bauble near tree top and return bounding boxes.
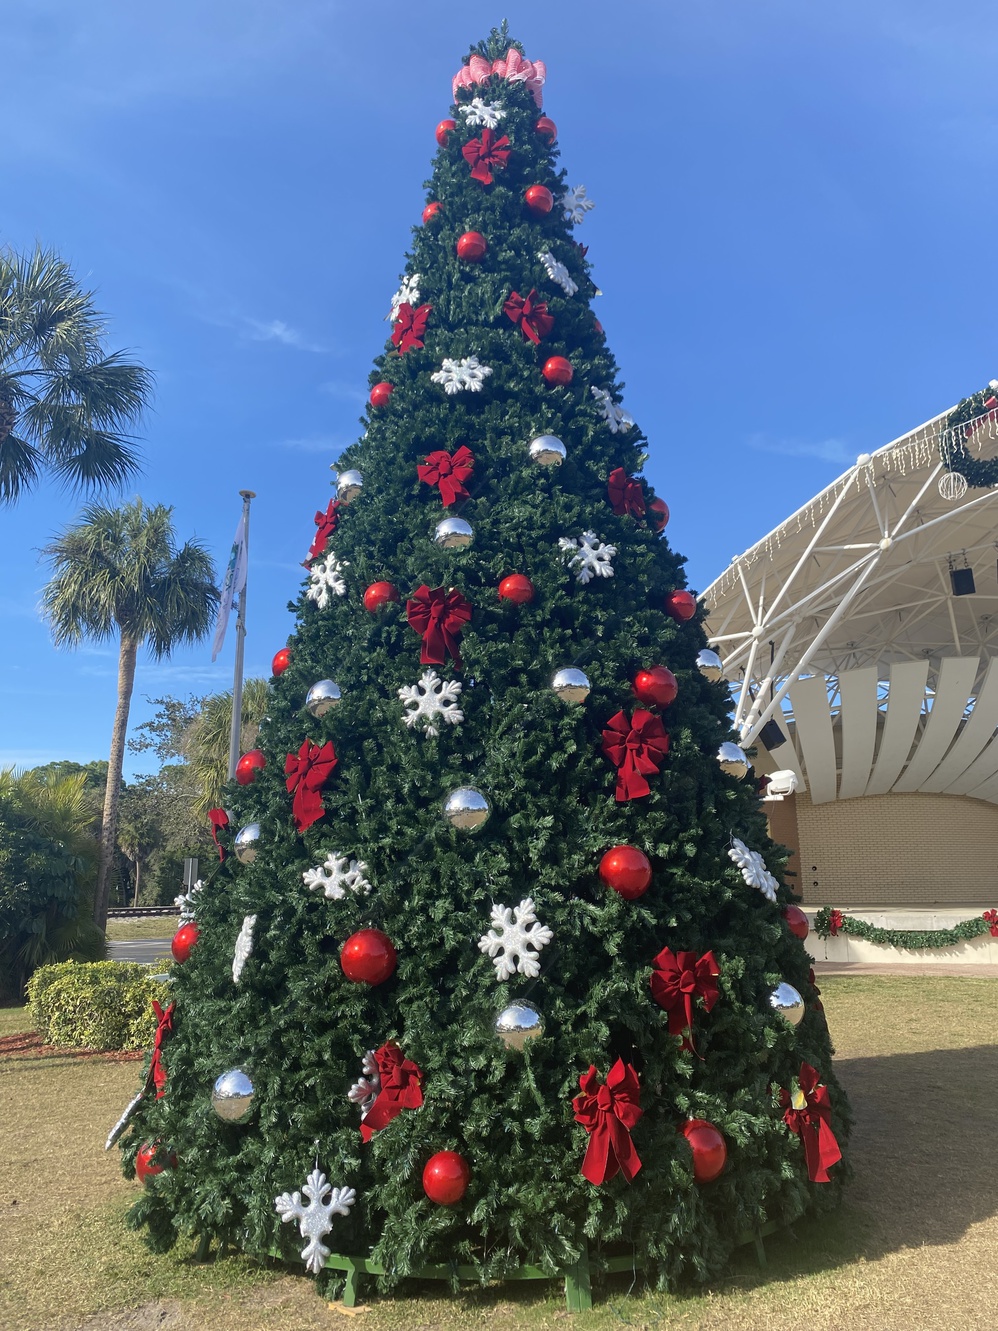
[648,497,670,531]
[271,647,291,676]
[535,115,557,142]
[542,356,573,386]
[435,119,456,146]
[422,1151,470,1205]
[422,201,443,224]
[681,1119,727,1183]
[369,382,393,409]
[235,749,266,786]
[599,845,652,900]
[456,231,487,262]
[665,590,697,622]
[136,1141,177,1185]
[633,666,679,709]
[341,929,397,985]
[784,904,810,941]
[363,580,400,613]
[171,922,199,964]
[524,184,554,216]
[498,573,535,604]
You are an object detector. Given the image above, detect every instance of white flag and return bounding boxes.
[211,511,248,661]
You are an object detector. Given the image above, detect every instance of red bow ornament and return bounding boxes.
[284,739,338,832]
[572,1058,643,1186]
[208,807,230,862]
[307,499,340,562]
[417,446,475,506]
[391,302,432,354]
[462,128,511,185]
[601,709,670,801]
[983,909,998,937]
[649,948,720,1054]
[780,1061,842,1183]
[359,1042,425,1143]
[150,1000,175,1098]
[828,908,844,936]
[607,467,646,519]
[406,585,472,669]
[503,289,554,345]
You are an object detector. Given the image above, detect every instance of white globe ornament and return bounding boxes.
[433,517,474,549]
[211,1067,255,1122]
[696,649,724,683]
[234,823,261,864]
[769,982,805,1027]
[443,786,490,832]
[305,679,342,718]
[717,742,749,779]
[551,667,590,703]
[335,469,364,504]
[528,435,567,466]
[495,1001,545,1051]
[938,471,968,501]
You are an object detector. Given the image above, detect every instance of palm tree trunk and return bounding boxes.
[94,635,138,930]
[132,851,141,907]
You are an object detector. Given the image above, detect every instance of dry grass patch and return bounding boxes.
[105,917,179,941]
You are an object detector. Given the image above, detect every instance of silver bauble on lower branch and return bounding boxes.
[335,469,364,504]
[442,785,490,831]
[211,1068,255,1122]
[234,823,261,864]
[528,434,567,466]
[717,741,749,779]
[768,982,805,1027]
[433,517,474,549]
[551,667,590,703]
[696,649,725,683]
[306,679,342,718]
[495,1001,545,1051]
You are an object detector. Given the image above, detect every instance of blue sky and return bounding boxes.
[2,1,996,776]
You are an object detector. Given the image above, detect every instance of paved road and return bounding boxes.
[106,938,173,966]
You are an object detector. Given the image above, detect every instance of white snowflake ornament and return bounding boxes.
[563,184,595,225]
[347,1050,380,1118]
[538,250,578,297]
[232,914,257,984]
[174,878,203,925]
[303,852,372,900]
[274,1168,356,1275]
[478,897,553,981]
[591,386,634,434]
[559,531,617,585]
[307,554,348,609]
[398,669,464,737]
[430,356,493,395]
[387,273,421,322]
[460,98,504,128]
[728,838,779,903]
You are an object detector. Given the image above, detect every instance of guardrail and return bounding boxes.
[107,906,181,919]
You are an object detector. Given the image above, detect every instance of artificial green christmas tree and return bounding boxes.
[120,28,850,1305]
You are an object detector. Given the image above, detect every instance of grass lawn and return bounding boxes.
[1,977,996,1331]
[105,916,179,941]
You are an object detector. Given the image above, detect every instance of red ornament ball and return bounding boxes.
[340,929,397,985]
[498,574,535,604]
[524,184,554,216]
[363,580,399,613]
[171,922,199,964]
[681,1119,727,1183]
[535,116,558,142]
[422,1150,471,1205]
[435,119,456,146]
[542,356,573,386]
[422,201,443,224]
[235,749,266,786]
[632,666,679,709]
[369,381,393,409]
[456,231,487,262]
[599,845,652,900]
[648,497,670,531]
[135,1141,177,1185]
[784,904,810,941]
[665,590,697,622]
[272,647,291,676]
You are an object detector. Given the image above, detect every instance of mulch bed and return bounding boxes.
[0,1030,143,1062]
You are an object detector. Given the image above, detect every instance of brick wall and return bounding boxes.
[793,789,998,905]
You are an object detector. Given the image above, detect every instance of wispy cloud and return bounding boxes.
[243,318,327,353]
[278,435,341,454]
[747,433,855,466]
[319,380,367,404]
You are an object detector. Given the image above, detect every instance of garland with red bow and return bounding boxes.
[284,739,338,832]
[503,289,554,344]
[649,948,720,1054]
[359,1042,425,1143]
[779,1061,842,1183]
[417,446,475,506]
[150,1000,175,1099]
[406,585,472,669]
[941,383,998,489]
[308,499,340,562]
[208,807,230,862]
[572,1058,643,1186]
[601,709,670,801]
[462,128,511,185]
[607,467,646,519]
[815,906,998,948]
[391,302,432,354]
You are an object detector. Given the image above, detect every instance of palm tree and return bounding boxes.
[41,500,219,930]
[0,246,152,504]
[182,678,269,818]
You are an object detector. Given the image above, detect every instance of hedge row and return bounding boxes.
[26,960,169,1051]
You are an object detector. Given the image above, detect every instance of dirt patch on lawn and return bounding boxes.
[0,1030,143,1062]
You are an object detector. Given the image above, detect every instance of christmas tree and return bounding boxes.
[121,27,850,1304]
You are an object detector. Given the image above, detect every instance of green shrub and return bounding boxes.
[26,960,169,1051]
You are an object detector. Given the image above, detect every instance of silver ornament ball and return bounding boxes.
[528,434,567,466]
[211,1068,255,1122]
[234,822,261,865]
[495,1001,545,1051]
[306,679,342,718]
[769,982,805,1027]
[433,517,474,549]
[696,649,725,683]
[551,667,590,703]
[717,742,749,779]
[335,469,364,504]
[442,785,490,832]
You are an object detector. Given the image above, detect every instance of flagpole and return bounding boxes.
[227,490,255,781]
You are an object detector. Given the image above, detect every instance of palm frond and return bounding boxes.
[0,433,42,503]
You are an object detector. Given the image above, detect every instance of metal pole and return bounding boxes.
[227,490,255,781]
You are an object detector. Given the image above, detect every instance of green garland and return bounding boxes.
[939,383,998,488]
[814,907,997,950]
